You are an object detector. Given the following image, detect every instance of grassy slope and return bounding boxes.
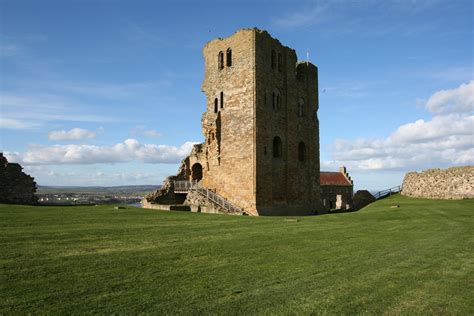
[0,195,473,314]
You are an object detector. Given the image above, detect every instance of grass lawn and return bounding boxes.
[1,195,473,314]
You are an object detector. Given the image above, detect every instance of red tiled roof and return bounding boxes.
[320,172,352,186]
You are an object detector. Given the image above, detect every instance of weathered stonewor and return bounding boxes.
[0,153,38,205]
[352,190,376,210]
[320,166,353,210]
[145,28,324,216]
[183,190,246,215]
[145,154,191,205]
[401,166,474,200]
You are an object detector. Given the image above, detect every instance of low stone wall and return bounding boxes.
[401,166,474,200]
[140,200,191,211]
[141,197,230,215]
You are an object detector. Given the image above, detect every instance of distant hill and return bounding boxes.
[37,185,161,196]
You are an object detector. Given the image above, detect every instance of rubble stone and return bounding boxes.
[0,153,38,205]
[146,28,324,216]
[401,166,474,200]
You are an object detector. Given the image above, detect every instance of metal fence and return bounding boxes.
[373,185,402,199]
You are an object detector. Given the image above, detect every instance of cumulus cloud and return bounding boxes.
[48,128,97,141]
[425,80,474,114]
[5,139,197,165]
[325,81,474,172]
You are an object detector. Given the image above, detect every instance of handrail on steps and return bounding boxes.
[173,180,246,214]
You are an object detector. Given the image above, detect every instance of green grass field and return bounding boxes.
[1,195,473,314]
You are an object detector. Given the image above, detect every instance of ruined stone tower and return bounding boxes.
[147,28,323,215]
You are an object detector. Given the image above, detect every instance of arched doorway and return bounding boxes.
[191,163,203,181]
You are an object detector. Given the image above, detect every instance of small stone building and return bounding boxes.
[0,153,38,205]
[352,190,376,211]
[320,166,353,210]
[146,28,324,215]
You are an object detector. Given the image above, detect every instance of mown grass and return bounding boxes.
[1,195,473,314]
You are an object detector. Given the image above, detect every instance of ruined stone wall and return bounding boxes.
[0,153,38,205]
[146,28,324,216]
[145,155,190,204]
[184,190,246,215]
[254,30,322,215]
[200,29,257,213]
[352,190,376,210]
[401,166,474,200]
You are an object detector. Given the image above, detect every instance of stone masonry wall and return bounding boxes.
[145,28,324,216]
[401,166,474,200]
[0,153,38,205]
[254,30,322,215]
[200,28,257,213]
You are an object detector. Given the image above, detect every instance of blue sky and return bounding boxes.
[1,0,473,190]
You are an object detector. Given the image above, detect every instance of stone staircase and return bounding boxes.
[173,180,249,215]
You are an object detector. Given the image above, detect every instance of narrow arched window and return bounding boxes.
[272,89,280,111]
[273,136,282,158]
[226,48,232,67]
[220,91,224,108]
[298,142,306,162]
[214,98,218,113]
[218,51,224,70]
[271,50,276,70]
[298,98,305,117]
[278,53,282,72]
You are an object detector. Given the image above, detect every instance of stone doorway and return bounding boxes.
[191,163,203,181]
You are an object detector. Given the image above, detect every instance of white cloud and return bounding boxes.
[0,43,20,57]
[425,80,474,114]
[142,129,163,138]
[0,118,40,130]
[59,80,170,100]
[0,93,114,129]
[130,126,163,138]
[48,128,97,141]
[324,82,474,172]
[5,139,197,165]
[273,4,329,28]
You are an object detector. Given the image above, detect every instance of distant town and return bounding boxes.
[36,185,160,206]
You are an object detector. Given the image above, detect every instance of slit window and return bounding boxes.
[226,48,232,67]
[218,51,224,70]
[273,136,282,158]
[298,98,305,117]
[298,142,306,162]
[220,91,224,108]
[214,98,218,113]
[271,50,276,70]
[272,89,281,111]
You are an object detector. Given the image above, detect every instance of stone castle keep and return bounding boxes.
[146,28,326,215]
